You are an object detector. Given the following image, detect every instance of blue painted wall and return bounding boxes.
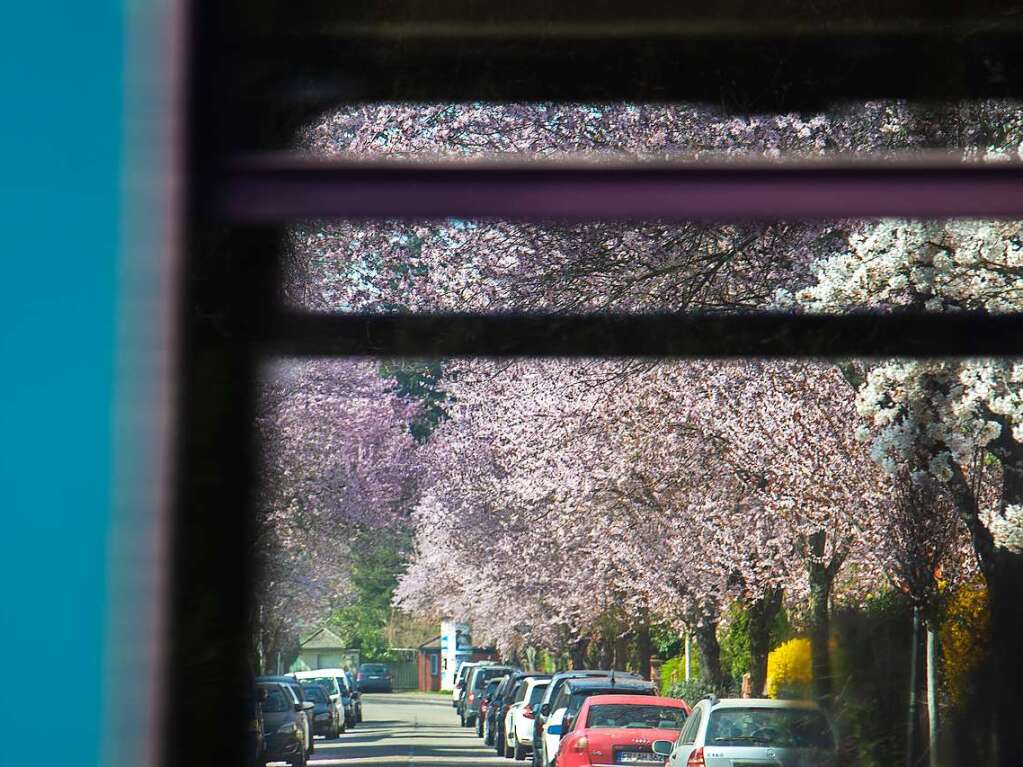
[0,2,122,765]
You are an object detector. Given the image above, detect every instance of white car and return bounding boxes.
[654,697,837,767]
[504,677,550,760]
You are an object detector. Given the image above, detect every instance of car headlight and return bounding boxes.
[276,722,297,735]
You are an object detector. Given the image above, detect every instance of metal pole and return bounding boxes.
[906,606,921,767]
[926,624,939,767]
[684,633,691,681]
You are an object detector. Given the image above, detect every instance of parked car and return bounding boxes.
[539,676,656,767]
[342,669,363,724]
[295,669,358,728]
[485,672,522,747]
[531,671,642,767]
[257,675,315,756]
[245,685,267,767]
[478,677,506,736]
[257,681,309,767]
[504,676,551,760]
[490,672,545,753]
[655,697,838,767]
[454,660,492,712]
[300,681,343,738]
[552,694,689,767]
[463,664,519,727]
[357,663,393,693]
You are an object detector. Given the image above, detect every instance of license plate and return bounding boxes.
[617,752,662,763]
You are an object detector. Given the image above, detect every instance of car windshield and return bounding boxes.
[528,684,549,705]
[302,685,328,703]
[260,686,292,713]
[706,708,834,749]
[586,704,686,730]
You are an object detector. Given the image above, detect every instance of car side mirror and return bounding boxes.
[547,724,563,736]
[301,701,315,711]
[257,688,268,703]
[561,716,574,735]
[540,704,550,717]
[652,740,673,757]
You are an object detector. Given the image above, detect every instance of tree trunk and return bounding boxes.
[635,622,653,680]
[747,588,783,698]
[806,532,835,707]
[948,442,1023,766]
[569,637,589,670]
[694,619,723,691]
[905,607,920,767]
[614,631,630,671]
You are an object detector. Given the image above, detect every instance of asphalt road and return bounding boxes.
[307,693,509,767]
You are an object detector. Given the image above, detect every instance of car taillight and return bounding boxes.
[523,705,534,719]
[686,747,705,767]
[468,692,475,703]
[572,736,588,753]
[357,673,365,680]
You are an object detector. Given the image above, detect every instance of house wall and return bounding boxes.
[417,649,442,691]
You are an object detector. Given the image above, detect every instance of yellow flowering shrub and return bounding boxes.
[765,637,813,698]
[940,577,989,705]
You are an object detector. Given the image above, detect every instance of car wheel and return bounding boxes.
[504,742,515,759]
[460,711,467,727]
[291,746,307,767]
[476,715,484,737]
[514,738,527,761]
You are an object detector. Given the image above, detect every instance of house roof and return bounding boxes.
[419,635,442,650]
[300,626,346,650]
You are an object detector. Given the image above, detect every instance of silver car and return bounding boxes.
[653,697,836,767]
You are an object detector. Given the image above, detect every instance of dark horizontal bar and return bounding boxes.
[213,159,1023,222]
[258,311,1023,358]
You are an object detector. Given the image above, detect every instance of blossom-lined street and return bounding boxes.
[302,695,503,767]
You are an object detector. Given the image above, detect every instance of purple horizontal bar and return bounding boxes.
[212,159,1023,221]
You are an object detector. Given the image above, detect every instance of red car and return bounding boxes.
[552,695,691,767]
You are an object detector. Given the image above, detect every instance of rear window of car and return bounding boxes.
[475,668,510,688]
[528,683,549,705]
[302,685,328,703]
[260,686,292,713]
[361,664,388,674]
[706,707,834,749]
[307,676,339,695]
[586,704,686,730]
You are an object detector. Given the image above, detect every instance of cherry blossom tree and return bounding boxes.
[253,359,420,670]
[788,215,1023,740]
